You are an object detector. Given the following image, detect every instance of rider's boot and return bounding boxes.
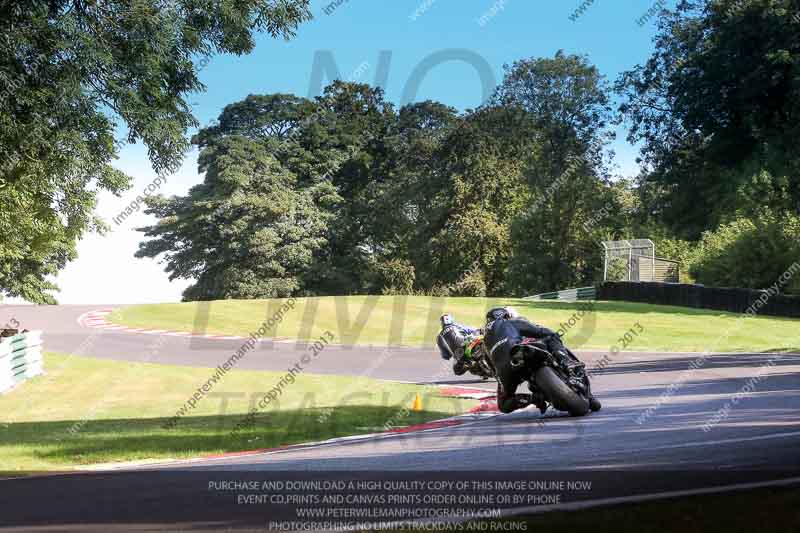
[531,391,548,415]
[453,360,469,376]
[589,395,602,412]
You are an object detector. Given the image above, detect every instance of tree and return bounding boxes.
[493,52,616,294]
[690,211,800,294]
[149,83,399,299]
[356,100,459,293]
[304,81,397,294]
[0,0,311,302]
[617,0,800,238]
[136,136,337,300]
[426,105,535,295]
[136,57,623,299]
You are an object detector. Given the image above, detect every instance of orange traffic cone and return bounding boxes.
[411,393,423,412]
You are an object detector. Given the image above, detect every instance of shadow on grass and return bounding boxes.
[0,405,456,469]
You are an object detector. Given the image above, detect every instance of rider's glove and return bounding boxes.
[510,349,527,368]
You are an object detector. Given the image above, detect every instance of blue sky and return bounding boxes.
[44,0,675,304]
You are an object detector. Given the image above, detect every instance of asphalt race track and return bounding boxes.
[1,304,800,531]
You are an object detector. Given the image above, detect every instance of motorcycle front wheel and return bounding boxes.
[534,366,590,417]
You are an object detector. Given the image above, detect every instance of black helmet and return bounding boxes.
[437,324,465,360]
[486,307,510,322]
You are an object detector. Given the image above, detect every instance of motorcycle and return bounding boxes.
[513,338,594,416]
[438,314,496,381]
[461,334,495,380]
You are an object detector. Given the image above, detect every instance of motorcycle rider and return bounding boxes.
[436,314,482,376]
[437,307,601,414]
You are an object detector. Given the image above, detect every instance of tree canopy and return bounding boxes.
[137,135,337,300]
[493,52,617,293]
[0,0,311,302]
[617,0,800,238]
[139,2,800,299]
[138,52,628,299]
[8,1,797,301]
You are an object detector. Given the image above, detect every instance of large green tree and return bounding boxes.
[0,0,311,302]
[307,81,397,294]
[493,52,616,294]
[354,100,460,292]
[617,0,800,238]
[137,61,624,299]
[136,136,337,300]
[152,80,398,299]
[422,105,535,295]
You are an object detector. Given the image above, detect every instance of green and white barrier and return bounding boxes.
[0,331,44,394]
[524,286,597,301]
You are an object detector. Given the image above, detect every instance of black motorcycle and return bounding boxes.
[512,338,595,416]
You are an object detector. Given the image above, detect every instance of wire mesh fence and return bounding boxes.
[601,239,655,282]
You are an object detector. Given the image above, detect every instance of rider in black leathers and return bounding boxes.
[438,307,601,414]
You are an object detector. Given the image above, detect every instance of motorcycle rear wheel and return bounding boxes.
[534,366,590,417]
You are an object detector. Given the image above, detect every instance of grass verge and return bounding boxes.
[0,353,475,472]
[108,296,800,352]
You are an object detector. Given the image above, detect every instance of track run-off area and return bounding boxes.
[1,303,799,530]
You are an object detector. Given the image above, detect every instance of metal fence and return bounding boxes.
[602,239,656,282]
[0,330,44,394]
[524,286,597,301]
[599,282,800,318]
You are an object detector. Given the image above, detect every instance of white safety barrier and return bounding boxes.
[0,330,44,394]
[523,286,597,301]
